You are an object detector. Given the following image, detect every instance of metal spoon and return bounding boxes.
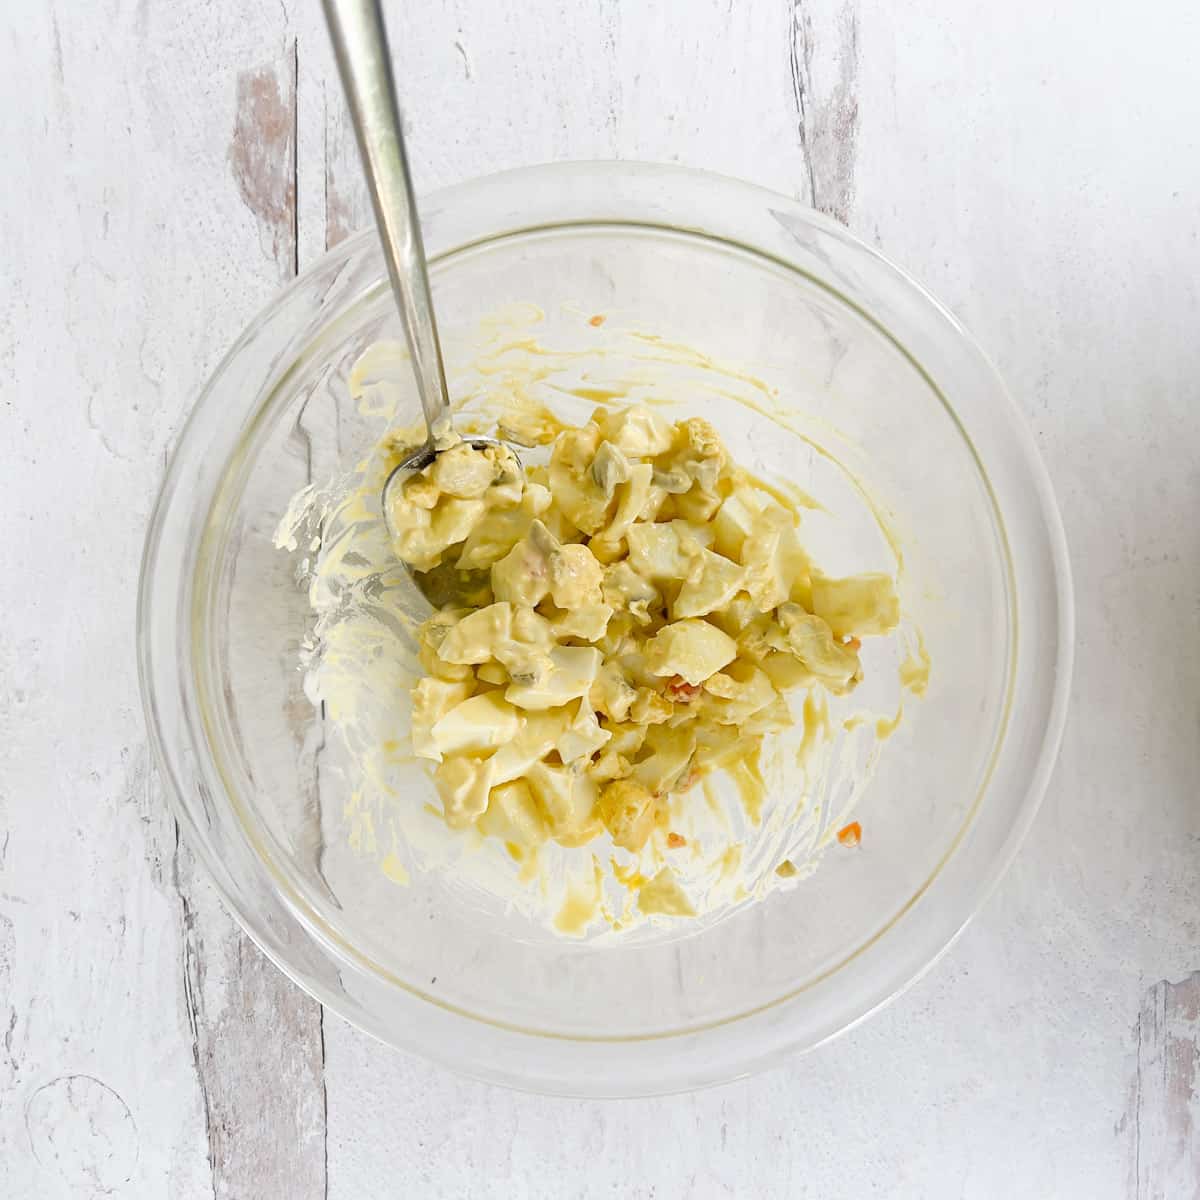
[323,0,517,544]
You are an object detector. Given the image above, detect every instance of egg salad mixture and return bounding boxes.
[387,403,900,900]
[276,314,929,937]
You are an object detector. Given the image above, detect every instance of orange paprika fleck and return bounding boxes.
[667,832,686,849]
[588,314,606,327]
[665,675,701,703]
[837,821,862,847]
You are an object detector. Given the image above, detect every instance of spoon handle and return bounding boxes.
[324,0,450,437]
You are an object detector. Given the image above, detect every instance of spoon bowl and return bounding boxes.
[380,434,520,546]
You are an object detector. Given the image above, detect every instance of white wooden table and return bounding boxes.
[4,1,1200,1195]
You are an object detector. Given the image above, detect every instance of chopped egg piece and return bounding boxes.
[600,406,674,457]
[527,762,601,845]
[597,778,657,852]
[477,779,548,847]
[631,725,697,795]
[547,541,604,608]
[644,619,738,685]
[455,483,552,570]
[551,603,613,642]
[556,701,613,763]
[430,692,521,757]
[488,712,562,785]
[437,602,512,665]
[410,677,474,760]
[602,561,661,625]
[712,486,762,560]
[672,547,745,619]
[776,603,861,693]
[505,646,603,710]
[435,755,495,828]
[810,572,901,638]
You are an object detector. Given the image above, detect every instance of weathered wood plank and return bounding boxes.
[229,51,299,281]
[0,2,327,1196]
[1131,973,1200,1200]
[789,0,860,222]
[174,25,329,1200]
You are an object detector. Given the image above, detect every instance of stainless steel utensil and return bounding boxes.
[323,0,519,545]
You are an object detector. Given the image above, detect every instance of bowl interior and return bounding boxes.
[197,222,1010,1038]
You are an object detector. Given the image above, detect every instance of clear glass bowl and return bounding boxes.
[138,162,1072,1096]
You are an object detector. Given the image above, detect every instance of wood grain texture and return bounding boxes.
[790,0,860,222]
[174,25,328,1200]
[0,3,327,1196]
[1131,973,1200,1200]
[229,53,299,279]
[4,0,1200,1196]
[176,841,327,1199]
